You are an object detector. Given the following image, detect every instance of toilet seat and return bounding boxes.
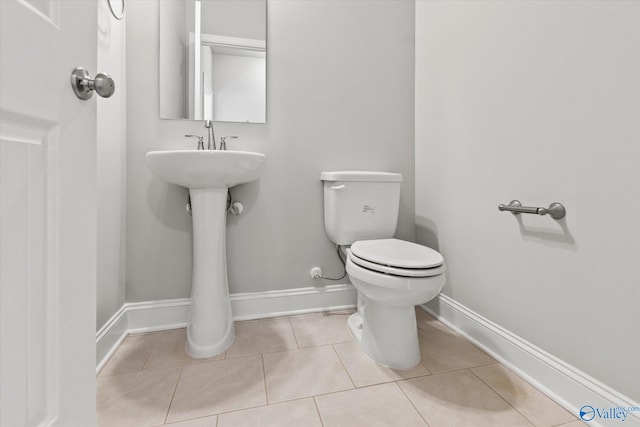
[349,238,445,278]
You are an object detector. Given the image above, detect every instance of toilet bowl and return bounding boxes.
[345,238,445,369]
[320,171,446,370]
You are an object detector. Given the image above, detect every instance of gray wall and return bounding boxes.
[126,0,415,301]
[201,0,266,40]
[415,1,640,400]
[96,0,126,330]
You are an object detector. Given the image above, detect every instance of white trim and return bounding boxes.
[125,298,192,334]
[421,294,640,427]
[46,125,61,426]
[96,284,356,373]
[200,33,266,52]
[95,303,128,373]
[231,284,356,321]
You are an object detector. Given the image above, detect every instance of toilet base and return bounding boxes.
[347,300,420,370]
[347,311,364,342]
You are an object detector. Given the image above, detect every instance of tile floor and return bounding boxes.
[97,309,584,427]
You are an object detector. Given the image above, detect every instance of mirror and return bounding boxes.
[159,0,266,123]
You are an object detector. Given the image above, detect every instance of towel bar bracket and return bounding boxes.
[498,200,566,220]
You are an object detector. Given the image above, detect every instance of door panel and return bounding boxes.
[0,114,54,425]
[0,0,98,425]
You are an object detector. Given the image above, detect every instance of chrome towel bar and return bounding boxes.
[498,200,566,220]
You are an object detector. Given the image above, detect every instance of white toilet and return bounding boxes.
[321,171,446,370]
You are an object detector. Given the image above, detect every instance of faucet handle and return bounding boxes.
[220,135,238,151]
[185,134,205,150]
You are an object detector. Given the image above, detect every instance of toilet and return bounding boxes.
[321,171,446,370]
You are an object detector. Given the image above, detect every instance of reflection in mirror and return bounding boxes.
[159,0,266,123]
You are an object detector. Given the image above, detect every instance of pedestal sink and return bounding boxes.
[145,150,265,358]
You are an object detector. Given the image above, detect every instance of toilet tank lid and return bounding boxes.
[320,171,403,182]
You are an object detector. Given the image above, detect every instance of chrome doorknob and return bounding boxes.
[92,72,115,98]
[70,67,115,100]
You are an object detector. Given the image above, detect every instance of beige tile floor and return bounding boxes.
[97,309,584,427]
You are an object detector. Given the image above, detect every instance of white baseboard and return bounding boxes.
[230,283,357,321]
[96,284,356,372]
[422,294,640,427]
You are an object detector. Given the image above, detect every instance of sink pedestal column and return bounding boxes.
[185,187,235,358]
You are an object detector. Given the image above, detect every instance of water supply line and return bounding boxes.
[227,190,243,216]
[186,190,243,216]
[185,190,244,217]
[315,245,347,281]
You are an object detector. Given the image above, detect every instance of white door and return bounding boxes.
[0,1,98,425]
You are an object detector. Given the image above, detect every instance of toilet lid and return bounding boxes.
[350,238,444,270]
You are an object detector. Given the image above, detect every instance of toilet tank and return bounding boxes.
[321,171,403,245]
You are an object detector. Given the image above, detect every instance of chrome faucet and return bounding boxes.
[220,136,238,151]
[185,134,204,150]
[204,120,216,150]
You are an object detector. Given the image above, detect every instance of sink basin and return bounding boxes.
[145,148,266,358]
[145,150,266,189]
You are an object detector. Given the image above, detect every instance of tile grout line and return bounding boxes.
[230,333,351,360]
[309,379,420,401]
[312,396,326,427]
[294,339,353,351]
[141,337,163,372]
[163,365,184,425]
[160,413,217,426]
[287,317,302,349]
[468,360,501,369]
[267,379,392,407]
[467,367,537,427]
[395,380,432,427]
[100,333,168,378]
[211,395,317,419]
[261,353,270,405]
[422,363,497,378]
[418,359,433,376]
[553,420,583,427]
[330,344,357,389]
[292,341,354,351]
